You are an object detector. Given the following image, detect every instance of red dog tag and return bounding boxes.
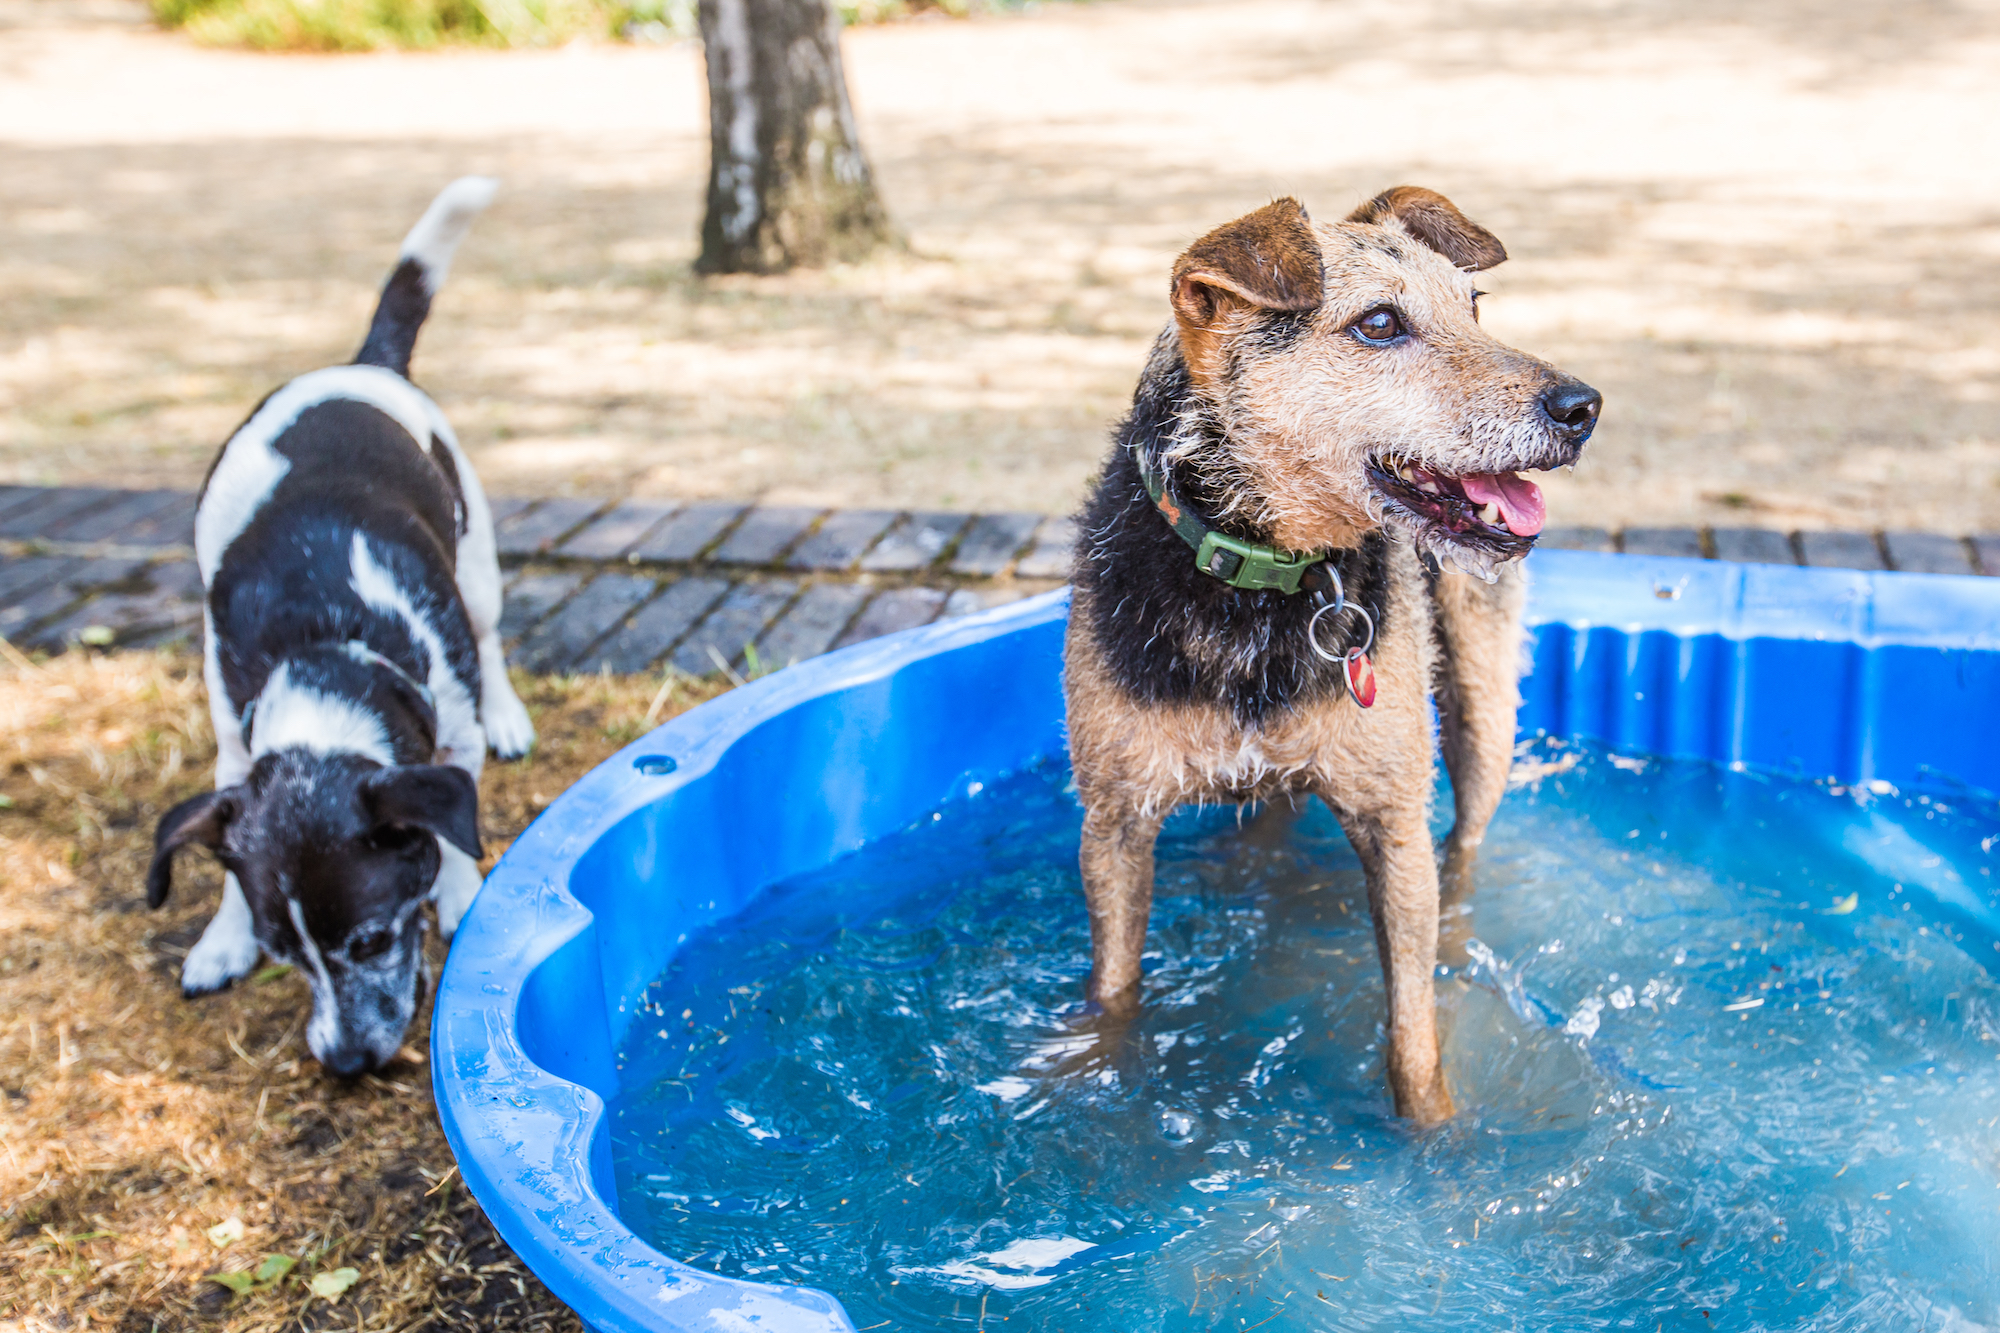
[1344,651,1377,708]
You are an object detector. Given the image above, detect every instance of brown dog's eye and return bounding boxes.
[1352,309,1403,343]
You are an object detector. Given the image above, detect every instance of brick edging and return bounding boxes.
[1541,524,1994,576]
[0,485,1993,671]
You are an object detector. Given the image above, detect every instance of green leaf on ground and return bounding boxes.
[309,1266,361,1300]
[251,963,294,984]
[205,1253,299,1298]
[252,1253,296,1283]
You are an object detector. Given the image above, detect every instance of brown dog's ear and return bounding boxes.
[1346,186,1507,272]
[1171,197,1324,380]
[147,788,240,909]
[363,765,482,860]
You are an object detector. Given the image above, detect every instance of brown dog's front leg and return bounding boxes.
[1432,564,1526,915]
[1334,805,1454,1125]
[1078,801,1166,1020]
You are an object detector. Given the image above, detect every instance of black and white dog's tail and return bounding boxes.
[353,176,499,378]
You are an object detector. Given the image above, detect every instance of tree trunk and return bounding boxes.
[696,0,895,274]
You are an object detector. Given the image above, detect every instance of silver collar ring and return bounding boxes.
[1308,597,1374,664]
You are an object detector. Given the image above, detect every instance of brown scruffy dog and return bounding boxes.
[1065,188,1601,1125]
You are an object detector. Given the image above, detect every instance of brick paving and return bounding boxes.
[1,485,1994,678]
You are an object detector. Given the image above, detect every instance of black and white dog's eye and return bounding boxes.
[349,928,396,962]
[1352,309,1404,343]
[367,824,424,853]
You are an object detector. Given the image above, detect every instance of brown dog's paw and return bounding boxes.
[1395,1074,1457,1127]
[1084,976,1142,1026]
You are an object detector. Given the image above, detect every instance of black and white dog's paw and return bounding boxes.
[482,681,536,760]
[180,909,262,998]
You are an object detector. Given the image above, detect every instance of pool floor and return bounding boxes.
[607,743,2000,1331]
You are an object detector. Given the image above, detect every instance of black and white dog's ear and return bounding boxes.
[363,765,482,860]
[147,788,241,909]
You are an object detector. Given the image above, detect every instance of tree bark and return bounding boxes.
[696,0,895,274]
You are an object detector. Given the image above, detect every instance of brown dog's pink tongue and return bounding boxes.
[1459,472,1545,536]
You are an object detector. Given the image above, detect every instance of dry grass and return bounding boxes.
[0,649,727,1331]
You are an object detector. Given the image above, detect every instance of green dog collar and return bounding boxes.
[1138,454,1328,595]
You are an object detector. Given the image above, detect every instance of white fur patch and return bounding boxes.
[196,365,443,580]
[290,897,343,1059]
[477,634,536,759]
[399,176,498,292]
[250,661,395,764]
[432,837,485,939]
[181,872,261,995]
[347,533,484,773]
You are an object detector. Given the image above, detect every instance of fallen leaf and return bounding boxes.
[253,1253,296,1284]
[1823,893,1859,915]
[251,964,293,984]
[309,1267,361,1301]
[206,1218,244,1249]
[77,626,115,647]
[205,1253,295,1298]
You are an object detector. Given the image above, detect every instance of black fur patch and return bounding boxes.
[208,398,477,749]
[353,257,432,377]
[1074,349,1386,728]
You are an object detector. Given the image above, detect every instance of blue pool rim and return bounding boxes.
[433,551,2000,1333]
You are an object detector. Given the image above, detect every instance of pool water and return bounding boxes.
[607,743,2000,1331]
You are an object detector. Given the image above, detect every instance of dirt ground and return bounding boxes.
[0,649,722,1331]
[5,0,2000,531]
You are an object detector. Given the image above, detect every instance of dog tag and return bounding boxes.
[1344,651,1377,709]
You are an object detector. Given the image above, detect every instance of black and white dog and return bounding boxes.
[146,178,535,1077]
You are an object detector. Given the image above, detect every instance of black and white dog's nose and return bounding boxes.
[1540,380,1603,435]
[319,1044,374,1079]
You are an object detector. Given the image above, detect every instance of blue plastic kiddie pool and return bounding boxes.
[433,551,2000,1333]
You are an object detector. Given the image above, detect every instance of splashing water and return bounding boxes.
[608,743,2000,1331]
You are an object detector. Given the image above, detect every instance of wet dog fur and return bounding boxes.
[1067,188,1601,1125]
[144,178,536,1078]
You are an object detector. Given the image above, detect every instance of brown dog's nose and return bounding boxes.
[1541,381,1602,435]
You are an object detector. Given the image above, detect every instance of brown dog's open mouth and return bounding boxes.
[1367,458,1547,556]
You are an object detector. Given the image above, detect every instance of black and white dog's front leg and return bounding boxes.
[179,637,264,996]
[181,866,263,996]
